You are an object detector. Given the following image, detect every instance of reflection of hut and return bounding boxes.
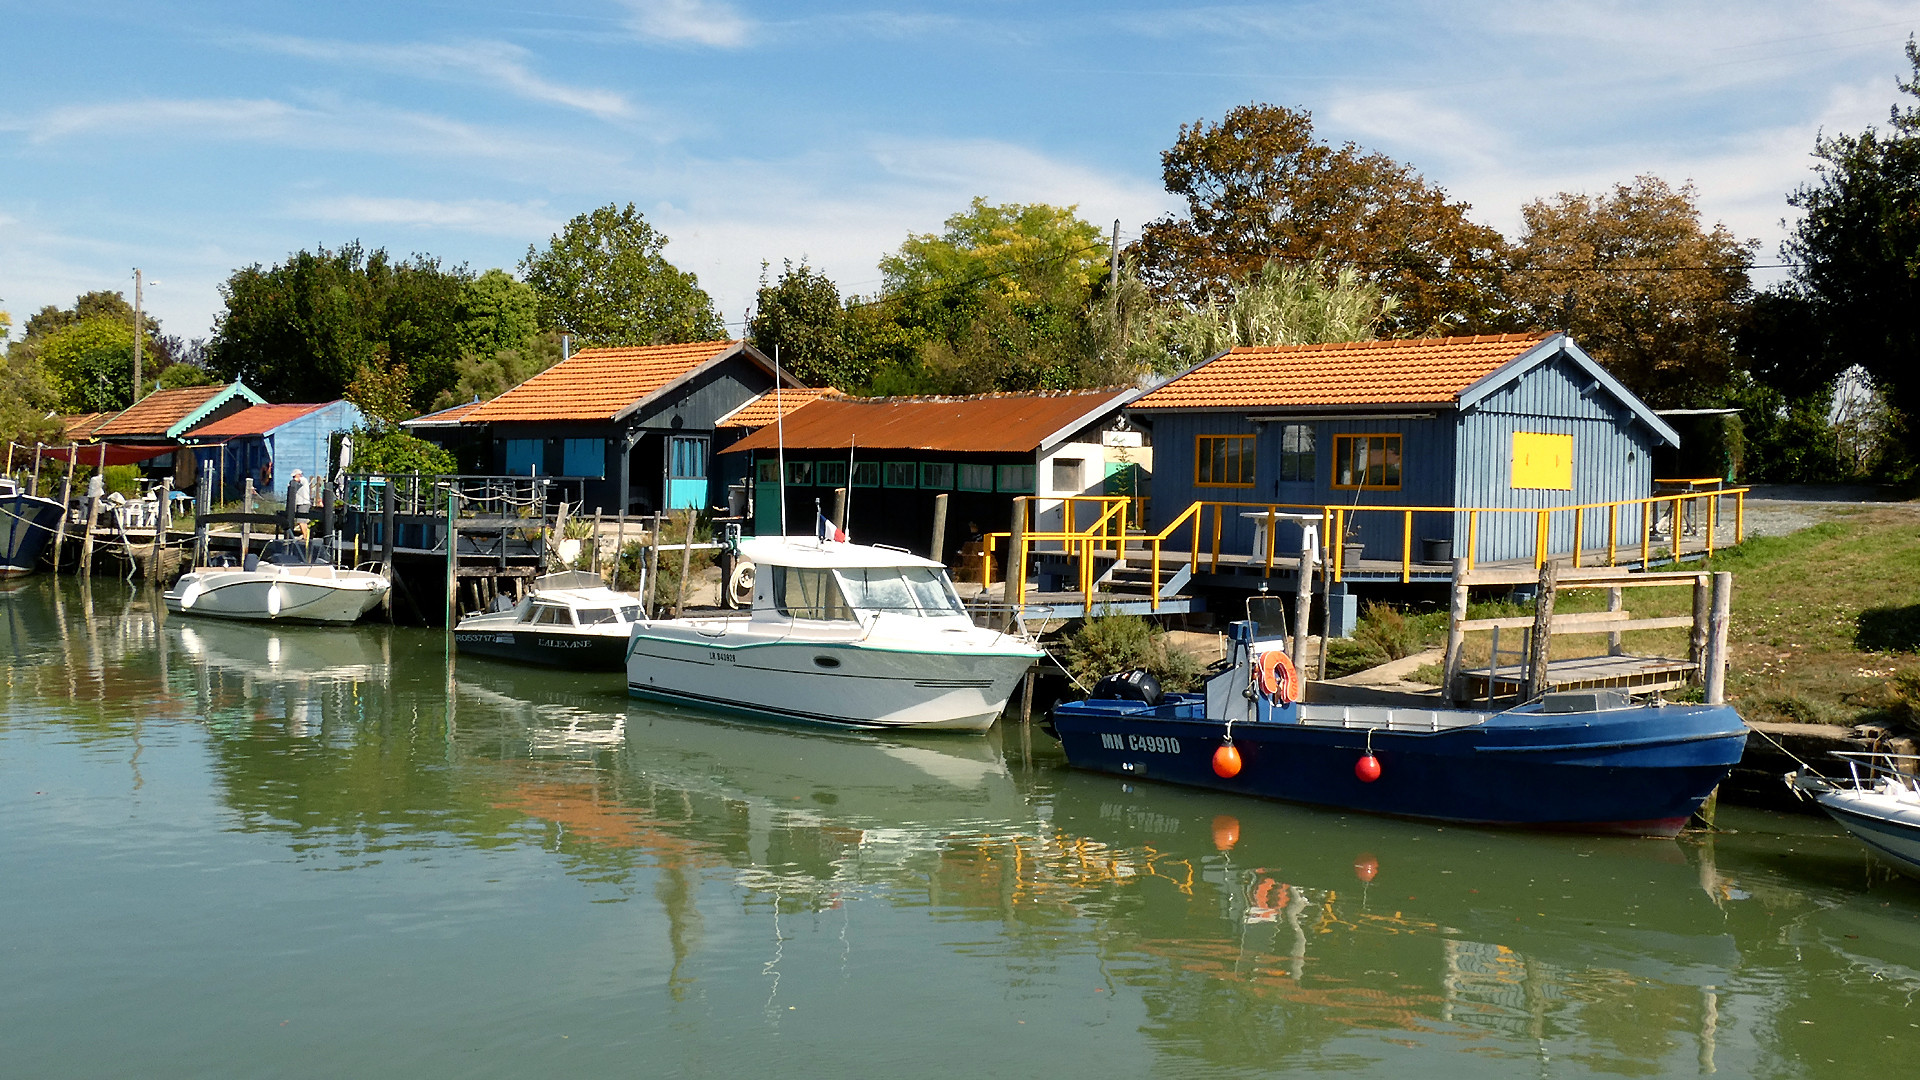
[182,400,365,501]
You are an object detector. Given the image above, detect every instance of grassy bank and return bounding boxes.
[1365,506,1920,726]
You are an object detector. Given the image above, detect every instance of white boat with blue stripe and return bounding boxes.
[625,536,1042,732]
[1791,753,1920,877]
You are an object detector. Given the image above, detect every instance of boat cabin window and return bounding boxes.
[833,566,966,617]
[575,608,619,625]
[771,566,857,621]
[524,603,572,625]
[619,604,641,622]
[1247,596,1288,640]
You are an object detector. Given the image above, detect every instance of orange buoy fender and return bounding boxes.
[1212,743,1243,778]
[1256,650,1300,706]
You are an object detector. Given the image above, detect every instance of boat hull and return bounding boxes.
[0,494,64,577]
[163,569,389,624]
[1810,790,1920,876]
[1048,696,1748,836]
[456,627,628,671]
[626,630,1037,732]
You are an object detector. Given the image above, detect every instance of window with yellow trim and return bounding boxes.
[1332,434,1402,490]
[1196,434,1256,487]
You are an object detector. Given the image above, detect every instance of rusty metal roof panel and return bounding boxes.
[726,389,1133,454]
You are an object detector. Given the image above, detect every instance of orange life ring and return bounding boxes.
[1256,650,1300,706]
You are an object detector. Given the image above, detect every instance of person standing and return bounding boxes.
[287,468,311,540]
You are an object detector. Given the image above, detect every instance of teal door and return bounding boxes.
[666,436,709,511]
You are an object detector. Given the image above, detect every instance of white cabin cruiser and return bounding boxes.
[163,539,390,624]
[1790,752,1920,877]
[455,570,642,671]
[625,536,1042,732]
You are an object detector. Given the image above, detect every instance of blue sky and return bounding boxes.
[4,1,1918,345]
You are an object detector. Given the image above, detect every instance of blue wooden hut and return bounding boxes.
[1130,333,1679,567]
[183,400,366,501]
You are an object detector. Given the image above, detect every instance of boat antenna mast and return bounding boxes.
[841,433,856,544]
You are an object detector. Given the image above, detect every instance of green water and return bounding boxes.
[3,578,1917,1078]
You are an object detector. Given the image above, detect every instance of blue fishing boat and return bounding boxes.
[0,480,65,578]
[1046,601,1748,837]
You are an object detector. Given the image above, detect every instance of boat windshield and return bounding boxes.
[524,603,573,625]
[576,608,618,625]
[620,604,641,622]
[771,566,857,621]
[833,566,966,618]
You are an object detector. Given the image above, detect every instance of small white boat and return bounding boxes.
[1790,752,1920,876]
[163,539,390,624]
[454,570,642,671]
[625,536,1042,732]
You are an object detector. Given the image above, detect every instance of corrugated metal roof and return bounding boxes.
[186,402,330,439]
[464,341,746,423]
[726,389,1133,454]
[716,387,840,429]
[1132,334,1551,411]
[93,384,230,438]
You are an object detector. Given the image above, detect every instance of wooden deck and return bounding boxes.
[1460,653,1698,701]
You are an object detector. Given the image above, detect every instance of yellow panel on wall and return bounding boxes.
[1511,432,1574,490]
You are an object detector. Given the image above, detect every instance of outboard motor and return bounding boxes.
[1091,668,1164,706]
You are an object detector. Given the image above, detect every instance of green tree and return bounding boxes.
[0,347,61,451]
[456,269,541,358]
[430,332,565,413]
[37,316,138,412]
[1133,104,1510,335]
[1506,176,1755,407]
[1780,38,1920,471]
[747,260,912,391]
[207,242,471,412]
[520,203,724,347]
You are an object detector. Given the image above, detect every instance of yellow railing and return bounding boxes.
[978,488,1748,614]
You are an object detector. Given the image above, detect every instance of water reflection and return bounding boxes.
[6,577,1920,1076]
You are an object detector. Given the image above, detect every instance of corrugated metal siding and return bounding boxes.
[1455,352,1657,563]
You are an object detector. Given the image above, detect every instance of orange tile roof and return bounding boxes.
[718,387,840,429]
[727,389,1132,455]
[403,400,487,427]
[1131,334,1551,411]
[60,412,113,442]
[186,403,328,439]
[465,341,749,423]
[93,384,229,438]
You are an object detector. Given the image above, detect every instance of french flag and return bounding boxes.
[817,512,847,543]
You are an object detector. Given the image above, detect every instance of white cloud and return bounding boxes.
[617,0,754,48]
[294,196,562,239]
[26,98,302,143]
[233,34,635,120]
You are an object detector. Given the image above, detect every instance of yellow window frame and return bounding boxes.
[1195,434,1256,488]
[1331,434,1403,491]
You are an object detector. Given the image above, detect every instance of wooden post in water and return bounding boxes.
[1291,534,1317,682]
[1442,556,1469,704]
[645,513,662,619]
[675,511,696,615]
[239,479,255,564]
[612,513,627,588]
[1525,560,1558,701]
[1020,667,1036,724]
[831,487,847,532]
[148,481,166,580]
[590,508,604,573]
[1688,574,1710,686]
[194,471,211,568]
[930,492,949,564]
[52,455,76,572]
[1606,586,1625,656]
[1705,572,1733,705]
[1006,501,1027,608]
[79,481,101,575]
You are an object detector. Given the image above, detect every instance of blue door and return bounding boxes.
[667,436,709,511]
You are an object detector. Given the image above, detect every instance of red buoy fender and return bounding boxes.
[1256,650,1300,706]
[1213,743,1243,778]
[1355,753,1382,783]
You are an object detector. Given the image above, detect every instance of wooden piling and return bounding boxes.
[1442,556,1469,703]
[445,491,459,630]
[239,479,255,564]
[148,482,165,579]
[1688,574,1710,685]
[1291,539,1318,681]
[79,485,101,575]
[675,511,696,615]
[613,512,627,587]
[194,471,210,568]
[590,508,604,573]
[52,455,76,571]
[1525,560,1558,700]
[1705,572,1732,705]
[1020,667,1036,724]
[831,487,847,532]
[645,513,662,619]
[1606,586,1625,656]
[930,492,949,564]
[1006,500,1027,607]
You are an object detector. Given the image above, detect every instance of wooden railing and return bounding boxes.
[979,487,1748,613]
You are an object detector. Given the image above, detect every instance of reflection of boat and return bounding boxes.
[1048,600,1748,836]
[164,539,389,624]
[1790,752,1920,876]
[170,616,389,682]
[455,571,640,671]
[625,537,1041,732]
[0,481,64,577]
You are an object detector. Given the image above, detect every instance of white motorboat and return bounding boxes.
[1790,752,1920,876]
[625,536,1043,732]
[163,539,390,624]
[454,570,643,671]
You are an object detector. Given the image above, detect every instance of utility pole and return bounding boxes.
[1108,219,1120,292]
[132,268,144,404]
